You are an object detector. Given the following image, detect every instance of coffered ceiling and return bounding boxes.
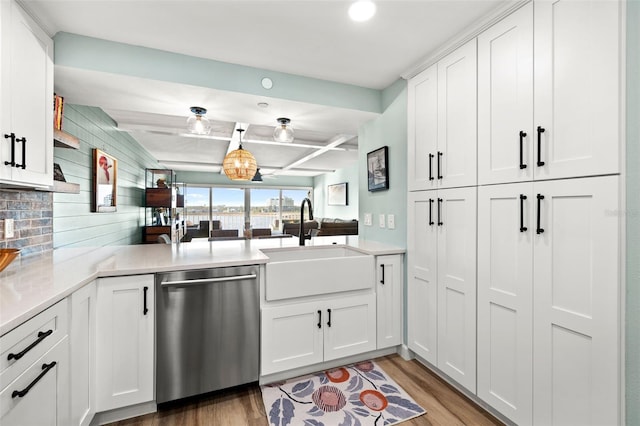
[21,0,516,178]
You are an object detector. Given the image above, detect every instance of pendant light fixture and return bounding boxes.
[223,128,257,181]
[273,117,294,143]
[186,106,212,135]
[252,168,263,182]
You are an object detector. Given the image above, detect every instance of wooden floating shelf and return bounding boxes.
[53,180,80,194]
[53,129,80,149]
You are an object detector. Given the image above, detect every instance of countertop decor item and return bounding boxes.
[0,248,20,272]
[261,360,426,425]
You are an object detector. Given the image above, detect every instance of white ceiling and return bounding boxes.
[22,0,514,177]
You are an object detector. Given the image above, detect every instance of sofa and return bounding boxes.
[281,218,357,237]
[316,218,358,236]
[186,220,220,238]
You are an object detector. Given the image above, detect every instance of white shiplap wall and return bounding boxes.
[53,105,159,248]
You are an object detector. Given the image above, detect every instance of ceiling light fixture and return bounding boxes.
[252,168,263,182]
[273,117,294,143]
[186,106,211,135]
[349,0,376,22]
[223,128,257,181]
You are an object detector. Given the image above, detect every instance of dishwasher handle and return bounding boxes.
[161,274,257,287]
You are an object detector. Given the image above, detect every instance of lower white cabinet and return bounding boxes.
[261,293,376,376]
[70,280,96,426]
[407,187,477,393]
[0,338,69,425]
[477,175,621,425]
[95,275,154,412]
[376,255,403,349]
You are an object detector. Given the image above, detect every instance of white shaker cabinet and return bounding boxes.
[95,275,154,412]
[478,3,534,185]
[533,0,621,180]
[261,293,377,376]
[408,39,477,191]
[376,255,403,349]
[70,281,96,426]
[407,187,477,393]
[477,176,620,425]
[477,183,534,424]
[0,0,53,189]
[532,176,620,426]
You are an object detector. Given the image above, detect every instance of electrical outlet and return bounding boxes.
[364,213,372,226]
[4,218,14,239]
[379,214,385,228]
[387,214,395,229]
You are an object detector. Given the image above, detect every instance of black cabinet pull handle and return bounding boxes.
[519,131,527,169]
[4,133,16,167]
[14,137,26,169]
[12,361,56,398]
[380,264,385,285]
[437,151,443,179]
[537,126,545,167]
[317,310,322,329]
[327,309,332,327]
[536,194,545,234]
[520,194,528,232]
[437,198,443,226]
[143,286,149,315]
[7,329,53,361]
[428,153,434,181]
[428,199,434,226]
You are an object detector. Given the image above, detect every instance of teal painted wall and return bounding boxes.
[53,105,159,247]
[313,163,359,219]
[627,0,640,422]
[53,32,382,114]
[357,80,407,249]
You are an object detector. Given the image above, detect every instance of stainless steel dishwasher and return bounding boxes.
[155,265,260,404]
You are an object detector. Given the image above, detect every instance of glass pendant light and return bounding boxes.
[186,106,212,135]
[223,128,257,181]
[273,117,294,143]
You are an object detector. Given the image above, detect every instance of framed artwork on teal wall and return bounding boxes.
[367,146,389,192]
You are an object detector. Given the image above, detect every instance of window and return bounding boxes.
[184,185,311,238]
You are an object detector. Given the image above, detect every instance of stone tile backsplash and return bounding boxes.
[0,190,53,256]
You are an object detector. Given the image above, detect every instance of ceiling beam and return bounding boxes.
[275,134,354,175]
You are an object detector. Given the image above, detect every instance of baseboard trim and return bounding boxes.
[91,401,157,426]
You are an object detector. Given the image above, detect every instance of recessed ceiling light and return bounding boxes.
[257,102,269,108]
[349,1,376,22]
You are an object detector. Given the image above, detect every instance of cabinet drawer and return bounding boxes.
[0,337,68,424]
[0,299,68,389]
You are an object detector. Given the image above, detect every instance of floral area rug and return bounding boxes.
[261,360,426,426]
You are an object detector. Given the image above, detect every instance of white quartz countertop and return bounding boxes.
[0,236,403,335]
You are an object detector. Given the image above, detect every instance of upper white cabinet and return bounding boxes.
[376,255,403,349]
[95,275,154,412]
[407,187,477,393]
[478,0,621,184]
[0,0,53,189]
[478,3,534,184]
[408,39,477,191]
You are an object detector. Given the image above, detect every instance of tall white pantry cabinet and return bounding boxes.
[407,1,623,425]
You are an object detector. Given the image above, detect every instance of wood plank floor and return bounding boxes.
[107,354,503,426]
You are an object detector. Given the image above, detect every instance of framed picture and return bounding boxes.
[92,149,117,212]
[367,146,389,192]
[327,182,348,206]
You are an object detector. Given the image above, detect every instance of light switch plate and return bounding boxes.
[4,218,14,239]
[387,214,395,229]
[364,213,372,226]
[379,214,385,228]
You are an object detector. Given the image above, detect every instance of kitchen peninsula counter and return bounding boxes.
[0,236,404,335]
